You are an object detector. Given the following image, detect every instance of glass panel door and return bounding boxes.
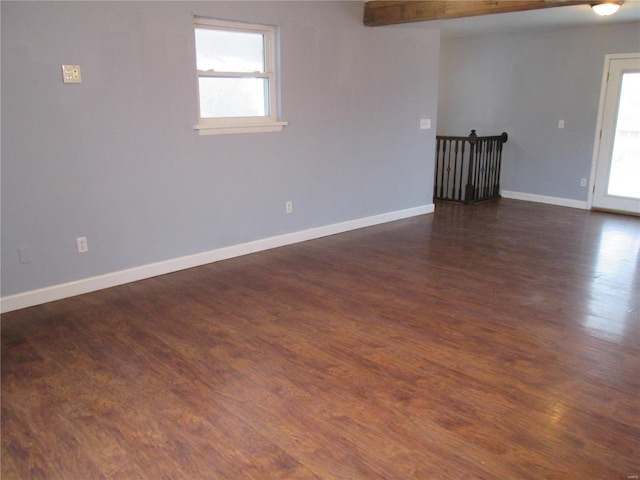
[592,55,640,214]
[606,72,640,199]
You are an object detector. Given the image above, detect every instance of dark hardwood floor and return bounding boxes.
[2,199,639,479]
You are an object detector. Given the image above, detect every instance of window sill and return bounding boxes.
[194,121,288,136]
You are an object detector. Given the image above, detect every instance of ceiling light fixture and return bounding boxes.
[591,2,622,16]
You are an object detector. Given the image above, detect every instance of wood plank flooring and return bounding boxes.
[2,199,639,479]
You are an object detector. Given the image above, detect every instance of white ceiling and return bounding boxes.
[425,1,640,38]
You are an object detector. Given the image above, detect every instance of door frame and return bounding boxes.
[587,52,640,212]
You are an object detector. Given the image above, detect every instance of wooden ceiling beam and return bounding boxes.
[363,1,596,27]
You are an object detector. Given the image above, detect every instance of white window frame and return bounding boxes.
[193,17,287,136]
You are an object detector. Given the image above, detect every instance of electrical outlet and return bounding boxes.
[62,65,82,83]
[286,201,293,214]
[76,236,88,253]
[558,119,565,129]
[580,178,587,187]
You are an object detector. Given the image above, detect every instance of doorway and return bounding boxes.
[590,53,640,214]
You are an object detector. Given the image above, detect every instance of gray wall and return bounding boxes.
[438,22,640,201]
[1,1,440,297]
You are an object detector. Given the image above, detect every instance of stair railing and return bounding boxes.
[434,130,508,204]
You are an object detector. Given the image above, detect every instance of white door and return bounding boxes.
[591,54,640,214]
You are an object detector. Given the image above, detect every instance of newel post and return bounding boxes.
[465,130,478,203]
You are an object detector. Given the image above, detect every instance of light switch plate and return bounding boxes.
[420,119,431,130]
[62,65,82,83]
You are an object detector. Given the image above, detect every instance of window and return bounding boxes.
[193,17,287,135]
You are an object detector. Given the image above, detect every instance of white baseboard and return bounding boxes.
[501,191,588,210]
[0,204,435,313]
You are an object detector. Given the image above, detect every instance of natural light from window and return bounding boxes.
[607,72,640,199]
[585,223,640,342]
[195,28,268,119]
[193,17,285,135]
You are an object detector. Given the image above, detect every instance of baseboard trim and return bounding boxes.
[1,204,435,313]
[501,191,588,210]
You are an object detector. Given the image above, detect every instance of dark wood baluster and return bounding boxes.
[437,138,445,199]
[482,139,492,200]
[442,139,449,199]
[476,139,484,201]
[490,139,499,198]
[483,139,491,200]
[446,139,454,199]
[458,140,466,201]
[434,138,441,199]
[452,140,459,202]
[474,139,483,202]
[495,133,507,197]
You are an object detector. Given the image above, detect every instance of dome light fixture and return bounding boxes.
[591,2,622,16]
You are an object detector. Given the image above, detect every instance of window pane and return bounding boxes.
[195,28,264,73]
[199,77,268,118]
[607,72,640,199]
